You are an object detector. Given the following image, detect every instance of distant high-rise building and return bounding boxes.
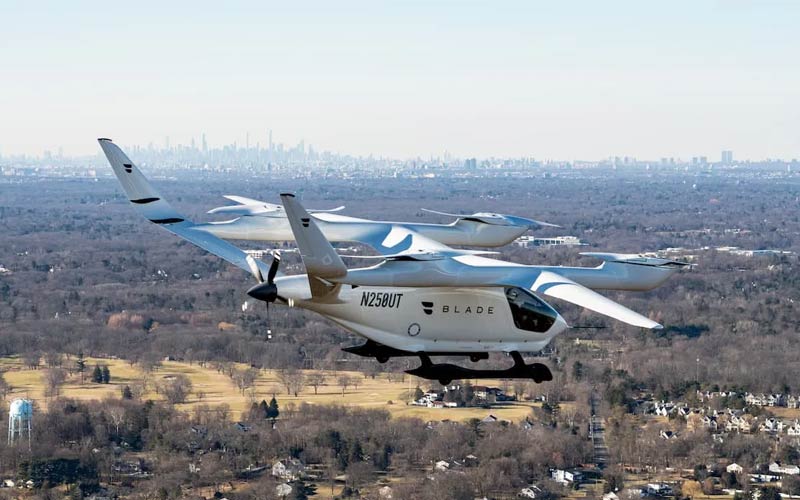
[201,133,207,154]
[721,150,733,164]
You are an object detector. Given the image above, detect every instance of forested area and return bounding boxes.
[0,397,590,499]
[1,169,798,386]
[1,166,799,498]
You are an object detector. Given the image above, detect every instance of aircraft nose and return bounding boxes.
[551,313,569,336]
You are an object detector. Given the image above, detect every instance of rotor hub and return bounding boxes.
[247,282,278,303]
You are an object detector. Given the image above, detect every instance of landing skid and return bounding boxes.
[406,352,553,385]
[342,340,489,364]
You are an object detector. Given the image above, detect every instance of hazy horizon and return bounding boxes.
[2,1,798,160]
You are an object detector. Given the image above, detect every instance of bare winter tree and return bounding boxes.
[0,371,12,400]
[232,367,259,395]
[306,372,326,395]
[160,375,193,404]
[338,375,355,396]
[277,368,305,396]
[43,367,67,398]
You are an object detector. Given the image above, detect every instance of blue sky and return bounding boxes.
[1,1,798,159]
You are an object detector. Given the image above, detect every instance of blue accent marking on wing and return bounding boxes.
[358,227,414,255]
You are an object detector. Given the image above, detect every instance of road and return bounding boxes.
[590,390,609,469]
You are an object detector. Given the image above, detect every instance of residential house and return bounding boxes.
[726,414,753,433]
[473,386,492,400]
[787,421,800,437]
[551,469,583,485]
[769,394,785,407]
[745,393,768,407]
[272,459,305,481]
[768,462,800,475]
[702,415,718,431]
[759,418,785,434]
[726,463,744,474]
[787,396,800,409]
[660,430,677,440]
[654,403,675,417]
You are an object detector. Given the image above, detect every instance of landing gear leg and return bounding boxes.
[530,363,553,383]
[510,351,553,383]
[418,354,433,367]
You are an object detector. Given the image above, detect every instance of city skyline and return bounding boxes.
[0,130,768,164]
[2,1,799,159]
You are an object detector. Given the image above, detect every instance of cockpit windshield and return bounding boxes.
[505,287,558,333]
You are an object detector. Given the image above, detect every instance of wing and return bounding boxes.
[336,257,662,329]
[98,138,273,279]
[530,271,662,329]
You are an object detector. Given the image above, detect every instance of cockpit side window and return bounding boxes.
[505,287,557,333]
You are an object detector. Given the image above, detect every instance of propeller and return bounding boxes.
[245,252,281,339]
[420,208,560,229]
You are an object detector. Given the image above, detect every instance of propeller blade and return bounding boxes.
[245,255,265,283]
[267,251,281,284]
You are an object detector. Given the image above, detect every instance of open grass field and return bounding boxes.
[0,356,539,422]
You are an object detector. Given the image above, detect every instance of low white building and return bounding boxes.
[769,462,800,475]
[514,236,586,248]
[727,463,744,474]
[551,469,583,485]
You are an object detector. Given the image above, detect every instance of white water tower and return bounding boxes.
[8,398,32,447]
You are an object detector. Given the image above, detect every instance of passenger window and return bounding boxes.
[505,287,557,333]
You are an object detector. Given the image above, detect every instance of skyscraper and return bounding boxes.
[721,150,733,164]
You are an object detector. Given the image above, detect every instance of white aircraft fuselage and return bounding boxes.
[274,276,567,353]
[197,213,529,248]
